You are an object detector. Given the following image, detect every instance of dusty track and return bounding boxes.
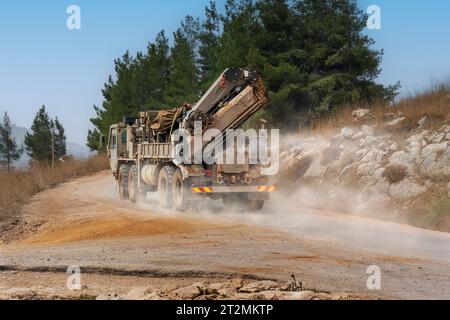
[1,171,450,299]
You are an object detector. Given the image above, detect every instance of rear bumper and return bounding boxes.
[191,185,277,194]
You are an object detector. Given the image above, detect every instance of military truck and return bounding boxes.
[106,68,277,212]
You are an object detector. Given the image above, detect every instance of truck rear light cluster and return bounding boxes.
[204,169,212,177]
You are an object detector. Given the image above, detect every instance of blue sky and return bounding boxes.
[0,0,449,145]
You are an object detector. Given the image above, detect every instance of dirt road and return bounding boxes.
[1,171,449,299]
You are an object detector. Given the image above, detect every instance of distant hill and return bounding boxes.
[11,124,94,167]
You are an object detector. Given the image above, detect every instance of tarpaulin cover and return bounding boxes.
[150,108,183,133]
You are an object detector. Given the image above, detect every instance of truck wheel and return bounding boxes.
[117,165,129,200]
[246,200,265,212]
[173,169,189,212]
[158,165,174,209]
[128,164,140,203]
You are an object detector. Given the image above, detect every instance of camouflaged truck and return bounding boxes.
[106,68,277,212]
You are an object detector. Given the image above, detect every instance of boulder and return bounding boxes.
[172,283,203,299]
[362,125,375,136]
[388,178,427,199]
[440,124,450,133]
[340,127,357,139]
[421,143,448,174]
[206,279,243,297]
[352,109,374,122]
[418,116,428,127]
[385,116,406,129]
[239,280,280,293]
[389,151,415,170]
[429,131,446,144]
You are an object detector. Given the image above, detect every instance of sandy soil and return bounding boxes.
[1,171,449,299]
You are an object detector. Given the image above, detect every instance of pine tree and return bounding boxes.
[86,0,400,147]
[53,117,67,159]
[87,129,102,151]
[24,106,53,163]
[0,112,23,170]
[142,30,171,108]
[167,28,200,106]
[198,1,221,85]
[290,0,399,117]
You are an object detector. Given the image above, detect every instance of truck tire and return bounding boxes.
[246,200,265,212]
[172,169,189,212]
[117,164,129,200]
[158,165,174,209]
[128,164,140,203]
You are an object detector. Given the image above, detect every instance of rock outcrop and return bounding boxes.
[279,111,450,206]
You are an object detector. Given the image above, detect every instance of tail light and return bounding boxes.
[204,170,212,177]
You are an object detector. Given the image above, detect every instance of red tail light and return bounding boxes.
[204,170,212,177]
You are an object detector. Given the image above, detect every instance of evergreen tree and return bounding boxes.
[24,106,53,163]
[87,31,173,151]
[87,0,400,149]
[167,28,200,106]
[198,1,221,85]
[0,112,23,170]
[216,0,260,71]
[87,129,102,151]
[142,30,171,108]
[52,117,67,159]
[288,0,399,120]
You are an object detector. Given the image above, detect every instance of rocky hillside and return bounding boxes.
[278,90,450,231]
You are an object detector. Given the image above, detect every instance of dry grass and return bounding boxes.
[310,84,450,135]
[382,165,409,184]
[0,155,109,222]
[425,195,450,231]
[410,190,450,232]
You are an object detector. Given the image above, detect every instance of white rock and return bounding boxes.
[388,179,427,199]
[357,162,379,177]
[389,151,415,169]
[352,109,374,121]
[362,125,375,136]
[389,142,398,151]
[440,124,450,133]
[385,117,406,127]
[353,132,364,139]
[303,157,324,178]
[407,132,428,145]
[418,116,428,127]
[341,127,356,139]
[421,142,448,158]
[372,178,391,194]
[429,131,446,143]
